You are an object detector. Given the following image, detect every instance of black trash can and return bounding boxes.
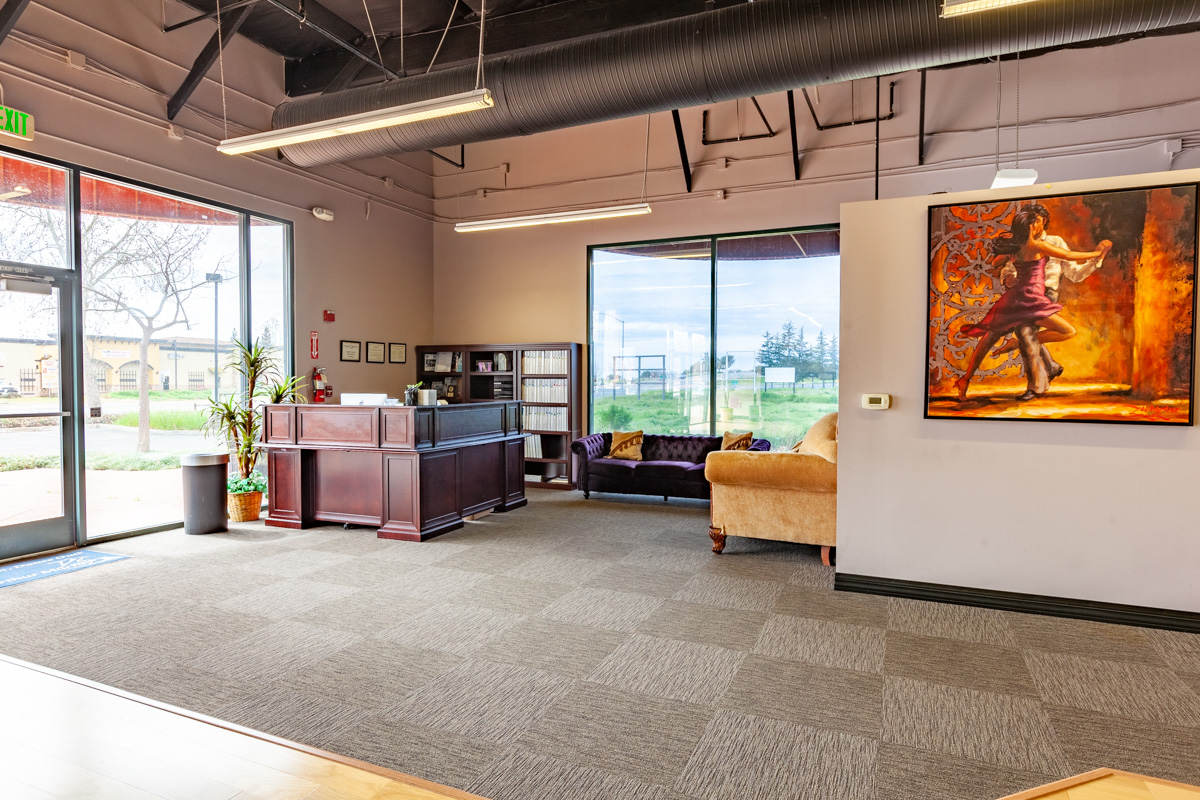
[181,452,229,535]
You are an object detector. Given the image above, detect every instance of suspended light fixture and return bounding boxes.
[0,185,31,201]
[941,0,1045,18]
[455,114,655,232]
[218,0,493,155]
[455,203,651,232]
[217,90,494,155]
[989,50,1037,189]
[991,168,1038,188]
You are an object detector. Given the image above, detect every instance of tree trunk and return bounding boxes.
[136,331,152,453]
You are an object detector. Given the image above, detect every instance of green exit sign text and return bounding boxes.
[0,104,34,141]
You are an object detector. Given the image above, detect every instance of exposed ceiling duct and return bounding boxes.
[274,0,1200,167]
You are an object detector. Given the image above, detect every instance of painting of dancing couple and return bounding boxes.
[926,183,1197,424]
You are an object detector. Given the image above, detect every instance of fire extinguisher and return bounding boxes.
[312,367,327,403]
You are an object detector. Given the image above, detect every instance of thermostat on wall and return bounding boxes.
[861,393,891,410]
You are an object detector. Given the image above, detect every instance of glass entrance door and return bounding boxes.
[0,276,76,560]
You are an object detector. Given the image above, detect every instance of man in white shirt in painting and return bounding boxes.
[999,203,1106,401]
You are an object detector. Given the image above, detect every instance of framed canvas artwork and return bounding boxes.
[925,183,1197,424]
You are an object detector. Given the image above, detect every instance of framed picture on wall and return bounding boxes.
[366,342,386,363]
[389,343,406,364]
[925,182,1198,424]
[340,340,361,362]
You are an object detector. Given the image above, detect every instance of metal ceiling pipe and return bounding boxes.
[274,0,1200,166]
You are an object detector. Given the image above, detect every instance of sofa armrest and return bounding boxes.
[571,433,610,461]
[704,450,836,492]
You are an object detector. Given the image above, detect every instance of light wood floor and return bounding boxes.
[999,769,1200,800]
[0,655,488,800]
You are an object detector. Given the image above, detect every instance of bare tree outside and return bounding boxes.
[82,214,215,452]
[1,201,223,452]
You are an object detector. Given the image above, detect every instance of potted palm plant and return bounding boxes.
[202,338,305,522]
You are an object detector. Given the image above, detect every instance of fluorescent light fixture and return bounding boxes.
[217,88,494,155]
[0,185,31,201]
[991,168,1039,189]
[942,0,1044,17]
[454,203,651,232]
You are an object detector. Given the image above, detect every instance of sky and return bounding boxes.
[591,248,840,377]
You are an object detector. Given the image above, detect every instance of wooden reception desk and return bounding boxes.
[259,401,526,541]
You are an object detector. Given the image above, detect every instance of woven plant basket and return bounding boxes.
[228,491,263,523]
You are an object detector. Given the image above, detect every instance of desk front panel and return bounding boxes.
[312,449,384,524]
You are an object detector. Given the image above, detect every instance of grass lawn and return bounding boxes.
[113,410,207,430]
[108,390,212,400]
[0,452,183,471]
[592,386,837,449]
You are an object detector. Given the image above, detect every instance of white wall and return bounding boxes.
[838,167,1200,614]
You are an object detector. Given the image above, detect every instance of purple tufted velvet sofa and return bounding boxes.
[570,433,771,500]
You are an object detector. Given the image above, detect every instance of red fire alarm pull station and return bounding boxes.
[323,310,335,323]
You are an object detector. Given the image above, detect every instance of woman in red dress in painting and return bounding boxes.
[954,208,1112,403]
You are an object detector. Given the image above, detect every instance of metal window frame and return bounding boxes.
[586,223,840,435]
[0,143,295,549]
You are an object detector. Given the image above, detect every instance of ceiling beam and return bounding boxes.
[166,3,255,120]
[286,0,707,96]
[263,0,402,81]
[0,0,34,49]
[164,0,260,33]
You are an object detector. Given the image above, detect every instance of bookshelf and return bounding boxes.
[414,342,582,489]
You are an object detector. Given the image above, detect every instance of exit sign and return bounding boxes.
[0,105,33,142]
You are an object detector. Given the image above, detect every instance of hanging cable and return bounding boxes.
[1015,49,1022,168]
[215,0,229,139]
[400,0,404,73]
[360,0,386,77]
[475,0,486,90]
[641,113,650,203]
[427,0,460,74]
[995,55,1001,172]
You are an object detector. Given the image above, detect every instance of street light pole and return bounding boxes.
[206,273,222,403]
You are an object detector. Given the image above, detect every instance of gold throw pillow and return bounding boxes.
[610,430,644,461]
[721,431,753,451]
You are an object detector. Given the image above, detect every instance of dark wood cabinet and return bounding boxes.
[261,402,526,541]
[415,342,582,489]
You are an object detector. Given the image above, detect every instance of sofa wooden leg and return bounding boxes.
[821,545,834,567]
[709,525,726,553]
[583,491,590,499]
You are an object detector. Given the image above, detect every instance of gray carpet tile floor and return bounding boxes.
[1,490,1199,800]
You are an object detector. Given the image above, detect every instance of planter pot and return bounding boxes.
[718,407,734,421]
[228,491,263,522]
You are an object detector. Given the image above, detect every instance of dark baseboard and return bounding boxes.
[835,573,1200,633]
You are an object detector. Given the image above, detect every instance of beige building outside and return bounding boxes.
[0,335,237,397]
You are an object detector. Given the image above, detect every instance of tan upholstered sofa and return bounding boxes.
[704,412,838,566]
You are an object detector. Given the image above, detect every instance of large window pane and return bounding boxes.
[715,230,840,448]
[80,176,238,538]
[590,229,840,443]
[250,217,289,365]
[0,152,70,270]
[591,240,712,434]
